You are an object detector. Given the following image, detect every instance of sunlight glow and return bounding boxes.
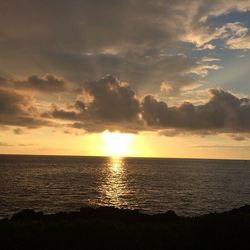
[102,130,134,157]
[99,157,128,208]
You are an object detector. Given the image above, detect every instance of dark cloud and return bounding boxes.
[43,100,86,121]
[0,116,51,128]
[50,109,80,121]
[41,75,250,136]
[0,74,67,93]
[19,74,67,93]
[46,75,142,132]
[84,75,140,122]
[158,129,218,137]
[13,128,25,135]
[0,88,31,115]
[0,88,51,128]
[0,74,66,94]
[142,89,250,133]
[74,100,85,112]
[1,73,250,138]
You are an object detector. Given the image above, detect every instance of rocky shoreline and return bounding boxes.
[1,205,250,249]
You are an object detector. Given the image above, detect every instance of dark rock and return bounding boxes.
[11,209,43,220]
[230,205,250,214]
[2,205,250,249]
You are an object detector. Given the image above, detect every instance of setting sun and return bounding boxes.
[102,130,134,157]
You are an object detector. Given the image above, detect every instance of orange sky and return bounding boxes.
[1,128,250,160]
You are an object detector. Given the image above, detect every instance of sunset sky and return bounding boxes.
[1,0,250,159]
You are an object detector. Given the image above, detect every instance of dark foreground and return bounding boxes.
[1,206,250,250]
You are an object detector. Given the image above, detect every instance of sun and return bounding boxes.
[102,130,134,157]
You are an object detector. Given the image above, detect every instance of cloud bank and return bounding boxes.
[36,75,250,137]
[1,74,250,140]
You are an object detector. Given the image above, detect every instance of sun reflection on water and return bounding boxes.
[100,157,128,207]
[110,157,123,173]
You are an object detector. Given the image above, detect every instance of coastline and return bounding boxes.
[1,205,250,249]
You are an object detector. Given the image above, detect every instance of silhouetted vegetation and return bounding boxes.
[1,205,250,249]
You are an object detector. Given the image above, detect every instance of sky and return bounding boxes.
[1,0,250,159]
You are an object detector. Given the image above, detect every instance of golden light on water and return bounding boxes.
[109,157,123,173]
[100,157,129,208]
[101,130,134,157]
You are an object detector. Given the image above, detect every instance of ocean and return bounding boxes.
[0,155,249,218]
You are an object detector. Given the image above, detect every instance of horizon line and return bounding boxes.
[0,153,249,162]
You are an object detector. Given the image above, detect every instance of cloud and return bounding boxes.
[184,21,250,50]
[0,88,32,115]
[40,75,250,137]
[1,0,250,149]
[227,133,249,141]
[84,75,141,122]
[0,87,51,128]
[1,72,250,138]
[0,74,67,93]
[46,75,142,132]
[191,22,250,51]
[158,129,217,138]
[142,88,250,133]
[0,0,183,52]
[0,52,219,97]
[224,23,250,50]
[0,1,249,81]
[0,51,221,107]
[0,0,249,101]
[50,108,80,121]
[43,100,86,121]
[13,128,25,135]
[19,74,67,93]
[1,0,249,51]
[51,51,220,96]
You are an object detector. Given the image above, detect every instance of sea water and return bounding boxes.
[0,155,250,218]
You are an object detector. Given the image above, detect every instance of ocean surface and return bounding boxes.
[0,155,250,218]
